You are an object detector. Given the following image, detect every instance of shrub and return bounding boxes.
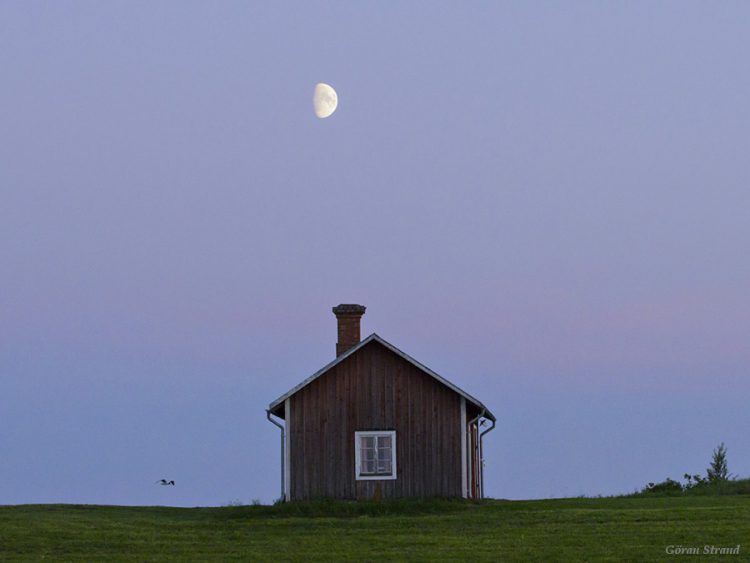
[642,478,683,494]
[683,473,705,489]
[639,442,738,496]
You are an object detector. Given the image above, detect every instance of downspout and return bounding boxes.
[479,418,496,499]
[467,408,485,499]
[266,410,285,502]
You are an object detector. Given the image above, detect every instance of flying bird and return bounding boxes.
[156,479,175,486]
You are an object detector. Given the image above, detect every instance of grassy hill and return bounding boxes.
[1,494,748,561]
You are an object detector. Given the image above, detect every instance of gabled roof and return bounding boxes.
[268,333,496,421]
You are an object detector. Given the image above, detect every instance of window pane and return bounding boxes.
[377,459,391,474]
[357,433,394,477]
[376,434,392,474]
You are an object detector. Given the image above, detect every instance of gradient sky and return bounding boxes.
[1,2,748,506]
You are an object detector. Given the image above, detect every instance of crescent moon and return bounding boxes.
[313,83,338,118]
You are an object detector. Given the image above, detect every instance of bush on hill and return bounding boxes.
[639,442,747,496]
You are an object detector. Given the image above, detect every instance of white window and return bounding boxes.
[355,431,397,481]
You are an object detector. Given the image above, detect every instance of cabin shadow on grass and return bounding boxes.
[217,480,750,520]
[216,496,486,520]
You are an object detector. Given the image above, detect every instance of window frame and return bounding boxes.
[354,430,397,481]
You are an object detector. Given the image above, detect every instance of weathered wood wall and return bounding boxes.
[288,340,463,500]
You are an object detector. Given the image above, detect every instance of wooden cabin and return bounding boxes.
[266,304,496,501]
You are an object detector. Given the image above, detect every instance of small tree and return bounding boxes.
[706,442,729,482]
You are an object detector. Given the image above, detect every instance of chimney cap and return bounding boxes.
[332,304,366,316]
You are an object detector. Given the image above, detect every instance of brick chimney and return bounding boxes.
[332,304,366,356]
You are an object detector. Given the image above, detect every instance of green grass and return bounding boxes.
[1,495,748,561]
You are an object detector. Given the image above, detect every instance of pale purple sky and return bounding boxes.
[1,2,748,506]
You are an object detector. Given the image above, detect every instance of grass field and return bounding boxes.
[1,494,748,561]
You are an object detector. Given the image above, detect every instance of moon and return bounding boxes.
[313,83,338,118]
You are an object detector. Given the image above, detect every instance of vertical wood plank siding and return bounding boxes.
[289,341,462,500]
